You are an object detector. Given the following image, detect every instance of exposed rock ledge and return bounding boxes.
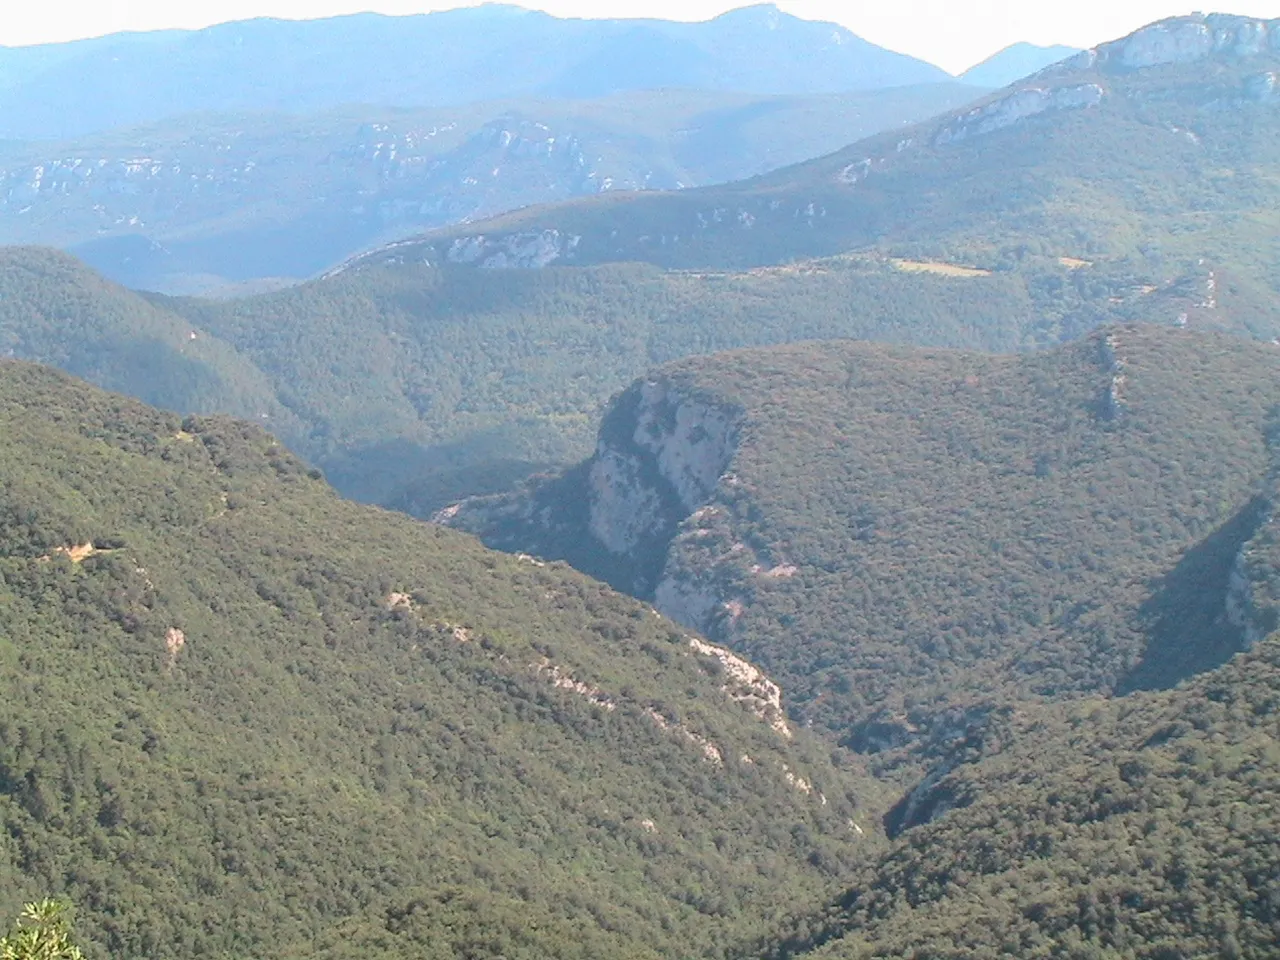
[933,84,1105,146]
[588,378,741,558]
[446,229,581,269]
[1050,14,1280,76]
[437,375,744,601]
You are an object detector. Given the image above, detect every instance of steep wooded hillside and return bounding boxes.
[0,247,291,428]
[443,327,1280,752]
[0,361,873,960]
[174,252,1248,510]
[751,634,1280,958]
[3,240,1273,518]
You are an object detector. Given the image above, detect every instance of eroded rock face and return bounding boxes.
[1034,15,1280,84]
[1115,20,1217,69]
[436,375,743,600]
[1092,15,1280,72]
[587,449,667,556]
[588,379,741,556]
[445,229,580,268]
[933,84,1105,146]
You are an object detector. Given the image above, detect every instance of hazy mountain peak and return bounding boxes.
[959,42,1082,87]
[0,6,949,142]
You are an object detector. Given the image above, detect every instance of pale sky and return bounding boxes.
[6,1,1280,73]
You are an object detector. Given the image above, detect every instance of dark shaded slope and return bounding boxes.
[0,361,872,960]
[750,634,1280,958]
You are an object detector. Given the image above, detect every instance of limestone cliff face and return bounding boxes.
[445,229,582,269]
[932,84,1105,146]
[587,379,741,558]
[1041,14,1280,78]
[437,376,744,602]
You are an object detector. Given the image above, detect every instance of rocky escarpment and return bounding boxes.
[1067,13,1280,74]
[444,229,582,269]
[932,84,1105,146]
[437,376,744,601]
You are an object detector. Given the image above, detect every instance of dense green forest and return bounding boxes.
[2,13,1279,960]
[4,346,1279,959]
[446,326,1280,754]
[0,360,874,960]
[751,632,1280,959]
[5,245,1267,517]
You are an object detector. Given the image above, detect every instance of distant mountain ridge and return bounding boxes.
[0,4,949,142]
[0,84,984,293]
[959,42,1082,87]
[362,12,1280,287]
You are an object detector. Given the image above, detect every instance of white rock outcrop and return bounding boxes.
[586,380,741,555]
[933,84,1105,146]
[1115,20,1216,69]
[446,229,580,269]
[1099,332,1128,421]
[587,449,668,555]
[689,637,792,738]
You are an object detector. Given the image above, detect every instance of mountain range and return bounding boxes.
[0,84,981,294]
[4,311,1279,960]
[2,9,1280,959]
[3,14,1280,514]
[0,5,950,143]
[369,13,1280,287]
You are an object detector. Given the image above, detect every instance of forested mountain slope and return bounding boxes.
[0,84,981,294]
[5,224,1275,518]
[0,247,292,428]
[364,13,1280,301]
[8,18,1280,520]
[443,327,1280,750]
[751,634,1280,958]
[172,251,1256,511]
[0,5,948,142]
[0,361,873,960]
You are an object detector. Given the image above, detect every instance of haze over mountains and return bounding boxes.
[0,84,981,294]
[0,5,953,142]
[958,42,1083,87]
[0,4,1001,292]
[380,13,1280,281]
[2,6,1280,960]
